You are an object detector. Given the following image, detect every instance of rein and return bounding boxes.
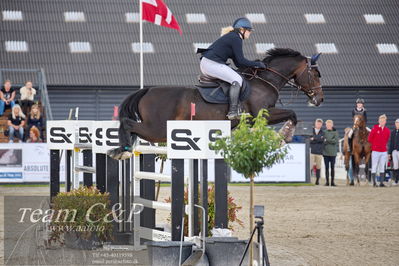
[241,65,312,106]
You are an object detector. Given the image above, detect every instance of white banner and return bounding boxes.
[167,120,231,159]
[92,121,120,154]
[230,143,307,182]
[0,143,50,182]
[46,120,93,150]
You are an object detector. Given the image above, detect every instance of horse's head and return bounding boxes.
[260,49,324,106]
[295,54,323,106]
[353,114,366,129]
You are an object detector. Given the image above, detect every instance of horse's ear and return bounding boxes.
[311,53,321,65]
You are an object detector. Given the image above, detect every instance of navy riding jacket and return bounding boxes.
[352,107,367,123]
[200,31,264,68]
[389,129,399,155]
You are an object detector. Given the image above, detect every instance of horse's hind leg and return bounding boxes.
[107,117,139,160]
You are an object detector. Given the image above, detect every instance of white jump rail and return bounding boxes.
[132,144,192,248]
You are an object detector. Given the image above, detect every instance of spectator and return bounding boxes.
[0,80,16,116]
[19,81,36,115]
[7,105,26,143]
[323,120,339,186]
[27,104,43,136]
[389,118,399,185]
[310,118,324,185]
[368,114,391,187]
[26,126,42,143]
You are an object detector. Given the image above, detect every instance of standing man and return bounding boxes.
[368,114,391,187]
[389,118,399,185]
[310,118,324,185]
[0,80,16,116]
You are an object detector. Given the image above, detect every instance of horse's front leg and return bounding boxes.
[265,107,298,142]
[353,153,362,186]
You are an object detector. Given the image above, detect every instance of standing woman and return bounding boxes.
[323,120,339,186]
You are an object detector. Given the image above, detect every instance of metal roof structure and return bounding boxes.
[1,0,399,87]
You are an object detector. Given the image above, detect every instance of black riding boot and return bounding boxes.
[348,137,353,153]
[226,81,241,120]
[315,169,320,185]
[394,170,399,184]
[380,173,385,187]
[331,176,336,186]
[325,170,330,186]
[371,173,377,187]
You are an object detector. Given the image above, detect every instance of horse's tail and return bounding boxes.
[119,88,149,122]
[118,88,149,148]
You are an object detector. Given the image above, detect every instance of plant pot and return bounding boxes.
[64,231,103,250]
[146,241,194,266]
[205,237,258,266]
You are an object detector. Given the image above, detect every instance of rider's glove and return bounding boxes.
[256,62,266,69]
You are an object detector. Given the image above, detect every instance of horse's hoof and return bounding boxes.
[107,147,132,160]
[279,120,295,143]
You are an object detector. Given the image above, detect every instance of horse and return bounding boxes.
[343,114,372,185]
[108,48,324,160]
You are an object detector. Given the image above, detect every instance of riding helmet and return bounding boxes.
[356,98,365,104]
[232,17,253,30]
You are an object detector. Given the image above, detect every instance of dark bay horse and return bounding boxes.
[344,114,372,185]
[109,48,324,160]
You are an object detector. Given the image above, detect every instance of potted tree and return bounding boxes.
[49,186,113,250]
[211,109,288,265]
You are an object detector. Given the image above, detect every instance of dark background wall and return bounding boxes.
[48,86,399,137]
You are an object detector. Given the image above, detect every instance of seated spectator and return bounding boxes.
[26,126,42,143]
[27,104,43,135]
[0,80,16,116]
[19,81,36,115]
[7,105,26,143]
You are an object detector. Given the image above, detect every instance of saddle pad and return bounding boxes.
[196,80,251,104]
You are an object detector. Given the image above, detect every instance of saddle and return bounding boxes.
[195,74,251,104]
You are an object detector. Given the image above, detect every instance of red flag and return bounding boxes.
[142,0,182,34]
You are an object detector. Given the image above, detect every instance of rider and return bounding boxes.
[348,98,370,152]
[352,98,368,122]
[197,18,266,120]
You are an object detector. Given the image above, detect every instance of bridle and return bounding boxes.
[241,58,321,101]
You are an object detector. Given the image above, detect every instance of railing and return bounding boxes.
[0,68,53,120]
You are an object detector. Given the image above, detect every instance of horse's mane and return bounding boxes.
[262,48,305,63]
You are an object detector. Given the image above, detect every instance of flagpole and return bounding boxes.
[139,0,144,89]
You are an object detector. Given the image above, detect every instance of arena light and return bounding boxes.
[256,43,275,54]
[5,41,28,52]
[69,42,92,53]
[315,43,338,54]
[125,12,140,23]
[193,43,211,53]
[304,13,326,24]
[132,42,154,53]
[376,43,398,54]
[186,13,207,24]
[245,13,266,24]
[64,12,86,22]
[364,14,385,24]
[2,10,23,21]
